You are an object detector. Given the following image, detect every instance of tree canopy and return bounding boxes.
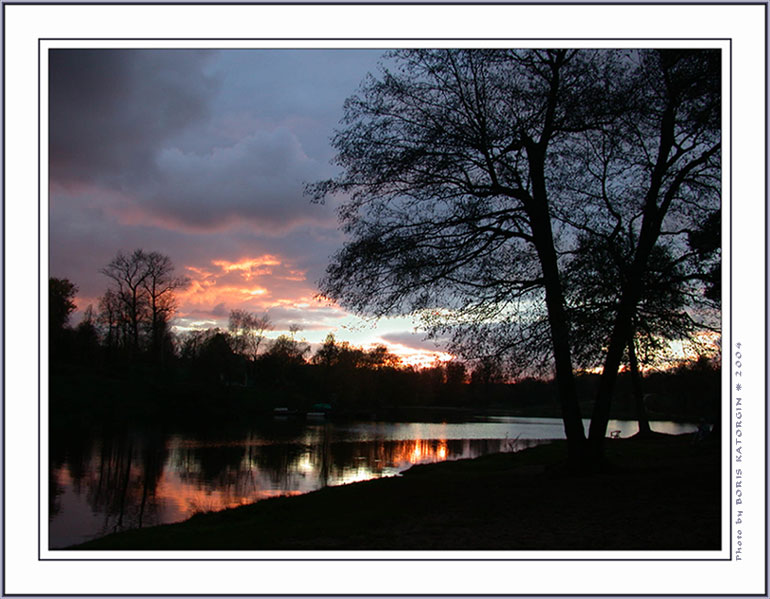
[310,48,721,465]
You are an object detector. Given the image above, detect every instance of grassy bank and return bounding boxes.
[72,433,720,551]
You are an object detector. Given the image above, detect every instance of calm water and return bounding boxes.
[49,417,696,548]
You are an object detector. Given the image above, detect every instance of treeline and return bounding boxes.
[49,251,522,424]
[50,249,186,367]
[50,266,508,419]
[49,248,719,428]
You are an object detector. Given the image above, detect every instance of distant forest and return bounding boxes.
[49,248,719,431]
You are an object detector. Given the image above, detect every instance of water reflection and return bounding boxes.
[49,418,696,548]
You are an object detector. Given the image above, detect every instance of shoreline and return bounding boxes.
[69,433,720,551]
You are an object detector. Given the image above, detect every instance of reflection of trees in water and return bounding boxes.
[48,467,64,519]
[49,428,97,523]
[322,438,511,482]
[164,431,518,499]
[248,442,309,489]
[171,442,270,510]
[136,429,167,527]
[51,424,546,546]
[51,428,169,537]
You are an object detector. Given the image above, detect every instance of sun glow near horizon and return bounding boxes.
[165,254,456,368]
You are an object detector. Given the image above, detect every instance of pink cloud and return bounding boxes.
[175,254,315,323]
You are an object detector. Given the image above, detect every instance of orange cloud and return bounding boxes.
[175,254,315,321]
[211,256,283,281]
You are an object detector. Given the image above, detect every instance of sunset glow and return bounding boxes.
[380,343,454,369]
[211,256,282,277]
[49,49,456,363]
[52,436,457,536]
[176,255,317,323]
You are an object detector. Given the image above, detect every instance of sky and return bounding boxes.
[49,49,452,366]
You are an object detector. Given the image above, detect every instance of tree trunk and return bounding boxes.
[588,277,639,458]
[627,335,652,437]
[527,146,587,465]
[588,90,680,459]
[588,226,662,456]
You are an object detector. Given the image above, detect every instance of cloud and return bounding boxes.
[378,331,451,353]
[49,49,360,236]
[175,253,316,321]
[137,128,331,233]
[49,49,220,187]
[48,48,399,351]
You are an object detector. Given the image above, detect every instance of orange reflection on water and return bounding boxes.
[318,439,452,488]
[390,439,450,469]
[152,472,304,520]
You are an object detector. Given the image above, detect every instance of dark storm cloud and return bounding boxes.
[49,48,391,339]
[142,126,330,232]
[49,49,383,233]
[49,49,220,186]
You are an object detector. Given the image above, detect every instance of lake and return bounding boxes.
[49,416,697,548]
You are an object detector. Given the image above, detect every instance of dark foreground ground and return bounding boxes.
[72,434,720,551]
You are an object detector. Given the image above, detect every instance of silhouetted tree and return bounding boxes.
[364,345,401,369]
[309,49,632,464]
[99,249,185,363]
[312,333,343,368]
[49,277,78,360]
[197,331,238,385]
[98,288,128,356]
[50,277,78,332]
[687,210,721,302]
[142,251,188,362]
[566,236,714,436]
[101,250,151,354]
[267,333,310,364]
[228,310,271,363]
[577,50,720,456]
[178,328,222,362]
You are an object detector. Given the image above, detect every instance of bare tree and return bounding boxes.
[143,251,188,359]
[565,235,718,437]
[100,249,151,353]
[98,288,126,354]
[575,50,720,456]
[309,49,631,464]
[228,309,272,362]
[100,249,186,361]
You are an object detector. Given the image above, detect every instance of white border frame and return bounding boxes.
[4,3,767,596]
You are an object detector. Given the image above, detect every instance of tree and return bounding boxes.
[445,360,468,386]
[100,249,151,354]
[228,309,271,363]
[268,331,310,364]
[49,277,78,359]
[364,344,401,370]
[197,331,238,385]
[98,288,128,355]
[142,251,188,360]
[687,209,721,302]
[312,333,343,368]
[311,48,721,465]
[577,50,720,456]
[49,277,78,333]
[100,249,185,361]
[565,235,716,436]
[309,49,630,464]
